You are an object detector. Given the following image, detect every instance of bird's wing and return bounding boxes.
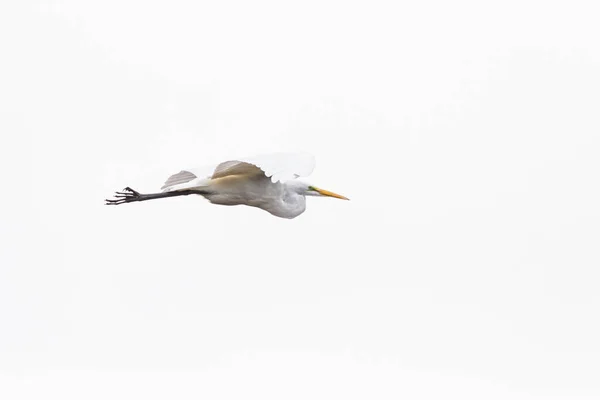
[212,152,316,183]
[210,160,264,180]
[161,152,315,191]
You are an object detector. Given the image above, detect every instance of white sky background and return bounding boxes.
[1,0,600,398]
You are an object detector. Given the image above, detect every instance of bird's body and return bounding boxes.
[200,174,307,218]
[105,152,348,219]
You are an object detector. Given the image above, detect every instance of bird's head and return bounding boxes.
[289,181,349,200]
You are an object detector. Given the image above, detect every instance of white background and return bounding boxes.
[1,1,600,399]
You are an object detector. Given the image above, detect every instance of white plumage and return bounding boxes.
[161,152,315,192]
[106,152,347,219]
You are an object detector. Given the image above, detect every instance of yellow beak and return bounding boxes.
[314,187,349,200]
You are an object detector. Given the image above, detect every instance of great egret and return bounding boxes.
[105,152,348,219]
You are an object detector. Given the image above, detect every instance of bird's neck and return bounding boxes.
[272,186,306,218]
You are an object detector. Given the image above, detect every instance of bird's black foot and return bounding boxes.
[105,187,142,205]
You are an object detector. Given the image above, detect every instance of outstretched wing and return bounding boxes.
[213,152,316,183]
[161,152,315,191]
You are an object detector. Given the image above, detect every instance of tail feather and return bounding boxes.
[161,170,197,191]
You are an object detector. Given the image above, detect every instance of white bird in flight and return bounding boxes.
[105,152,349,219]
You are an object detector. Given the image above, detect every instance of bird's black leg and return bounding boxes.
[105,187,202,205]
[105,187,143,205]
